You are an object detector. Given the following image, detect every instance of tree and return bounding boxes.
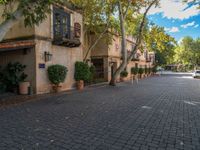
[69,0,116,62]
[0,0,63,42]
[145,25,176,66]
[174,36,200,70]
[109,0,159,86]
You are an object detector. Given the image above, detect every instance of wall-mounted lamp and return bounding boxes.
[44,51,53,62]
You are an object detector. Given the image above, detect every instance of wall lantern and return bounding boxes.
[44,51,53,62]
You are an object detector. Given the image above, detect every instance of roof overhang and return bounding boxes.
[0,40,35,52]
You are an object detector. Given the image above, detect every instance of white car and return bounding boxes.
[193,70,200,78]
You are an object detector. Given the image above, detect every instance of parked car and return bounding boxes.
[193,70,200,78]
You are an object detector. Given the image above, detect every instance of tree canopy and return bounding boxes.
[144,25,176,66]
[174,36,200,68]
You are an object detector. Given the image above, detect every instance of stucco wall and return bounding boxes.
[34,7,83,94]
[90,35,109,57]
[0,48,36,92]
[3,22,35,41]
[108,35,121,57]
[0,4,35,41]
[35,40,83,94]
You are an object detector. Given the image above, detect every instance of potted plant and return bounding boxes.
[48,64,68,93]
[2,62,28,94]
[148,67,151,76]
[138,68,144,79]
[120,70,128,82]
[74,62,90,90]
[131,67,138,80]
[87,65,96,85]
[144,67,148,77]
[152,66,157,75]
[0,66,6,94]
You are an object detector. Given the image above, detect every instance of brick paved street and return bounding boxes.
[1,75,200,150]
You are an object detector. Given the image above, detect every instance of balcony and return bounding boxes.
[52,27,81,48]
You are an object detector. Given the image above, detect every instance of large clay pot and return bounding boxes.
[52,85,62,93]
[19,82,30,95]
[120,77,127,82]
[77,80,84,90]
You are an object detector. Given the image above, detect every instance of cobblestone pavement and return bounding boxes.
[1,75,200,150]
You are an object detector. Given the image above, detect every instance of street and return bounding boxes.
[0,74,200,150]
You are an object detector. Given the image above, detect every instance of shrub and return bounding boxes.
[131,67,138,75]
[152,66,157,73]
[138,68,144,75]
[48,64,68,85]
[74,62,90,82]
[120,70,128,77]
[145,67,148,74]
[2,62,27,92]
[148,68,151,74]
[88,65,96,83]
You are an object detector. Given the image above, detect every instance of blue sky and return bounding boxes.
[147,0,200,42]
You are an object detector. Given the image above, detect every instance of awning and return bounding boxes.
[0,40,35,52]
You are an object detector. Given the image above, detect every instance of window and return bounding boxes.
[53,7,70,39]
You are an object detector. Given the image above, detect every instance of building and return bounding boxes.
[0,4,83,94]
[85,33,155,82]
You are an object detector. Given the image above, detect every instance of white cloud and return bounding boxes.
[149,0,200,20]
[165,27,180,33]
[194,24,199,28]
[181,21,195,28]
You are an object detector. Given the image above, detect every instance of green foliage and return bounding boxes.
[87,65,96,83]
[74,62,90,82]
[1,0,60,26]
[138,68,144,75]
[120,70,128,77]
[145,25,176,65]
[131,67,138,75]
[148,68,152,74]
[1,62,27,92]
[173,36,200,68]
[152,66,157,73]
[47,64,68,85]
[0,66,6,93]
[144,66,148,74]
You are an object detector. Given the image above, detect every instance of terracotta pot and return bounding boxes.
[77,80,84,90]
[120,77,127,82]
[19,81,30,95]
[52,85,62,93]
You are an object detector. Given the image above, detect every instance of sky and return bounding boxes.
[148,0,200,42]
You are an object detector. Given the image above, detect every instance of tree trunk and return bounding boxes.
[83,25,109,63]
[109,0,158,86]
[109,1,127,86]
[0,9,23,42]
[127,0,158,62]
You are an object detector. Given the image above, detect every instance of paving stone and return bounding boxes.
[0,75,200,150]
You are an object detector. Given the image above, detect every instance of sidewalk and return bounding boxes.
[0,82,109,108]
